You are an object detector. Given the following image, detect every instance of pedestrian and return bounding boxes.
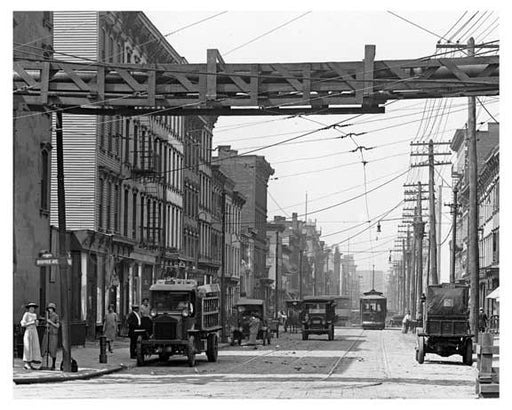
[402,310,411,334]
[20,302,42,370]
[140,298,151,317]
[126,304,142,358]
[248,314,260,348]
[41,302,60,370]
[478,308,488,333]
[103,304,118,353]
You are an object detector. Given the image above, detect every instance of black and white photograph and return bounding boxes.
[8,0,504,403]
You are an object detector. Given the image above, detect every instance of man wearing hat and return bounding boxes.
[478,307,488,333]
[20,303,42,370]
[126,304,142,359]
[41,302,60,370]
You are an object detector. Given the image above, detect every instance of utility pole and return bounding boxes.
[410,141,451,285]
[298,249,303,299]
[447,186,459,283]
[56,111,72,372]
[414,182,426,322]
[275,230,279,318]
[437,183,443,282]
[402,237,406,315]
[467,37,480,339]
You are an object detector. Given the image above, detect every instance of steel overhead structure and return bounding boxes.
[13,46,499,116]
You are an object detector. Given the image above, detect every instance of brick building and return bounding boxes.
[215,146,274,299]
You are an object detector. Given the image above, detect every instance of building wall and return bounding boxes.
[50,11,187,333]
[13,12,55,322]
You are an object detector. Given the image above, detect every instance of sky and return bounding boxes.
[142,7,500,281]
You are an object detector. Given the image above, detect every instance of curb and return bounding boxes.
[14,341,232,385]
[13,363,133,385]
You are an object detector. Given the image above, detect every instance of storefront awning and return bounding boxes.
[486,287,499,301]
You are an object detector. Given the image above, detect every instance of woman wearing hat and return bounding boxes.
[41,302,60,370]
[20,302,42,370]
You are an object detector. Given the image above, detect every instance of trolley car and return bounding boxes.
[360,289,387,330]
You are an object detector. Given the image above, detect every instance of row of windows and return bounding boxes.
[98,176,182,249]
[479,179,499,226]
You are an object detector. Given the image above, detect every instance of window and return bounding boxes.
[140,196,145,241]
[124,119,130,163]
[40,148,50,211]
[133,124,138,167]
[132,192,137,239]
[106,181,112,231]
[114,184,119,232]
[98,178,104,229]
[123,188,129,237]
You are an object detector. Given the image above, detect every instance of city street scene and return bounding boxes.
[12,6,500,402]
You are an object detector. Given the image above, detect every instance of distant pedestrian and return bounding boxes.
[20,302,42,370]
[103,304,118,353]
[140,298,151,317]
[478,308,488,333]
[248,315,260,347]
[41,302,60,370]
[126,305,142,358]
[402,311,411,334]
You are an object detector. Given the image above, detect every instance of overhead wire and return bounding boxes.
[224,11,312,56]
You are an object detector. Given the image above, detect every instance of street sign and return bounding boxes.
[35,257,72,267]
[36,258,59,266]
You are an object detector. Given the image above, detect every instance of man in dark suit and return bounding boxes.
[126,305,142,359]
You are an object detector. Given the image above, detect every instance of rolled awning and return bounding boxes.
[486,287,499,300]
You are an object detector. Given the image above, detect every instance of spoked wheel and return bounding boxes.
[187,335,196,367]
[416,336,425,364]
[136,336,145,367]
[463,339,473,366]
[206,333,218,362]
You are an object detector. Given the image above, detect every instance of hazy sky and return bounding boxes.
[144,7,500,280]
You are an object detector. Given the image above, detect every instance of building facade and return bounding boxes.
[50,11,190,337]
[216,146,274,299]
[450,122,499,319]
[13,11,55,323]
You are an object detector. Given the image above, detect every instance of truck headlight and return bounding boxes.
[181,309,189,317]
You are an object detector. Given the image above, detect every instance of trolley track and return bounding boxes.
[323,328,367,380]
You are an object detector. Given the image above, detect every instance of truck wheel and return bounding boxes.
[187,336,196,367]
[206,333,218,362]
[302,332,308,341]
[136,336,144,367]
[417,336,425,364]
[463,340,473,366]
[238,337,242,346]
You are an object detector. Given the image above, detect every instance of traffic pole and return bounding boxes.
[56,111,72,372]
[467,37,480,340]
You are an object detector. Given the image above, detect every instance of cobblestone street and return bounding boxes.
[13,327,478,399]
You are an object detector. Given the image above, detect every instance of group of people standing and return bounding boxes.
[19,297,152,370]
[20,302,60,370]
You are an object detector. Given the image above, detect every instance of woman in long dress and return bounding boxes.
[41,302,60,370]
[103,304,118,353]
[20,302,42,370]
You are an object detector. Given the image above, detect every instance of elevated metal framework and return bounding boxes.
[13,46,499,116]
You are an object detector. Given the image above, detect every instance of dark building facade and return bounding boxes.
[13,11,56,323]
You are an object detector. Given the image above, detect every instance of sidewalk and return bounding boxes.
[13,337,232,385]
[13,338,135,385]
